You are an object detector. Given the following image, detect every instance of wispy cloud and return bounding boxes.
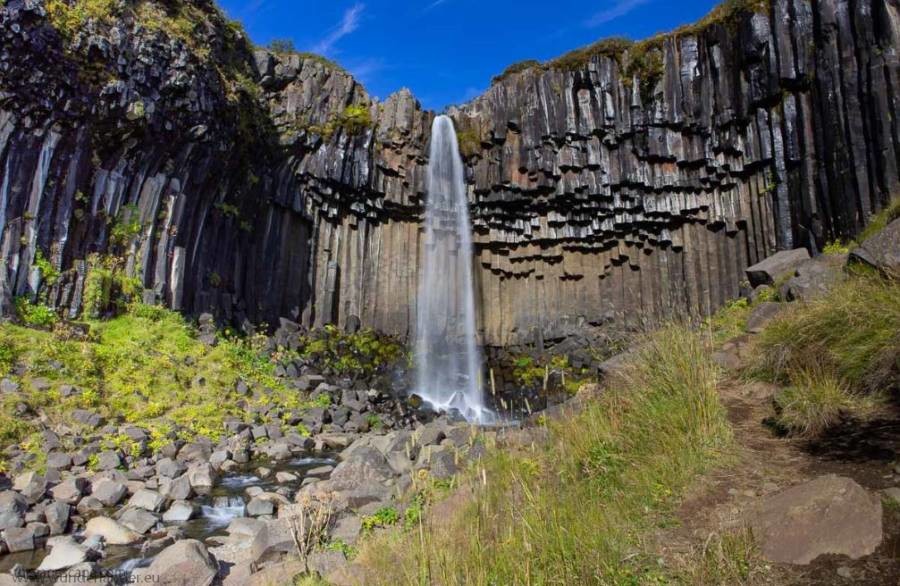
[313,3,365,55]
[347,58,385,84]
[424,0,449,10]
[586,0,649,27]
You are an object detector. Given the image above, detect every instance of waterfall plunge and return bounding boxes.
[415,115,492,424]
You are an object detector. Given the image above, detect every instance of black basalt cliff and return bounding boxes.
[0,0,897,346]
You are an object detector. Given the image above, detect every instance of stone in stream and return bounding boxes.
[36,537,98,571]
[749,475,882,564]
[84,516,142,545]
[187,463,216,490]
[162,501,197,523]
[91,479,128,507]
[161,474,194,502]
[275,471,298,483]
[135,539,218,586]
[246,497,275,517]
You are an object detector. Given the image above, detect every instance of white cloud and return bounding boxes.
[586,0,649,27]
[313,3,365,55]
[425,0,449,10]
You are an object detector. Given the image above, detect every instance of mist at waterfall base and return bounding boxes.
[414,116,495,425]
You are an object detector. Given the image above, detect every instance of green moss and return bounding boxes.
[108,204,143,249]
[33,250,61,286]
[82,254,141,319]
[298,325,403,378]
[549,36,633,72]
[857,197,900,242]
[46,0,121,40]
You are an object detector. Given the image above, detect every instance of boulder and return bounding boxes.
[45,452,72,471]
[745,302,786,334]
[749,475,882,564]
[118,508,160,535]
[780,255,845,301]
[96,451,122,471]
[44,501,70,535]
[83,516,141,545]
[156,458,187,479]
[161,474,193,502]
[0,491,27,531]
[226,517,265,538]
[36,538,97,571]
[139,539,218,586]
[849,217,900,277]
[246,497,275,517]
[50,478,87,505]
[91,479,128,507]
[1,526,34,552]
[127,489,165,512]
[745,248,811,287]
[330,515,362,546]
[187,463,216,490]
[249,519,294,566]
[162,501,197,523]
[308,550,348,578]
[14,473,47,504]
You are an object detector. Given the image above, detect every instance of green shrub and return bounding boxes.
[14,297,58,329]
[268,38,296,53]
[46,0,121,40]
[361,507,400,532]
[491,59,541,84]
[33,250,61,286]
[857,197,900,242]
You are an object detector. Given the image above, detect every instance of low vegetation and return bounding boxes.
[357,324,732,584]
[297,324,404,379]
[0,303,329,468]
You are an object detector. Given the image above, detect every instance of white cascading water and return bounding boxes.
[415,115,493,423]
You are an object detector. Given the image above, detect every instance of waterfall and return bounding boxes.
[415,115,492,423]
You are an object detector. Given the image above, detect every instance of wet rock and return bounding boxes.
[161,474,194,502]
[84,516,141,545]
[749,475,882,564]
[36,537,98,571]
[162,501,197,523]
[745,249,811,288]
[187,463,216,490]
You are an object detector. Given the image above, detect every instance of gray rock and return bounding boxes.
[246,497,275,517]
[45,452,72,471]
[162,501,197,523]
[780,255,845,301]
[187,463,215,490]
[127,489,165,512]
[96,451,121,471]
[118,508,159,535]
[745,248,811,287]
[1,526,34,552]
[750,475,882,564]
[226,517,265,538]
[139,539,218,586]
[13,473,46,504]
[50,479,87,505]
[746,302,786,334]
[0,378,19,394]
[330,514,362,545]
[249,519,295,566]
[71,410,104,427]
[308,550,348,578]
[850,217,900,277]
[161,474,193,502]
[91,479,128,507]
[156,458,187,479]
[44,502,70,535]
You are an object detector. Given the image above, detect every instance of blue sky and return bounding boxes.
[219,0,721,110]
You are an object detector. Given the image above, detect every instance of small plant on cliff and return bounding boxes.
[361,507,400,532]
[14,297,58,329]
[108,204,143,249]
[46,0,121,40]
[491,59,542,84]
[268,38,296,53]
[33,250,61,286]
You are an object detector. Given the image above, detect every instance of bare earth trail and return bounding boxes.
[655,335,900,585]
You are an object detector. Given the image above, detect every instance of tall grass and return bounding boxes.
[751,271,899,394]
[357,325,732,585]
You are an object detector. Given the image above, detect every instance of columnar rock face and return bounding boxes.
[0,0,897,347]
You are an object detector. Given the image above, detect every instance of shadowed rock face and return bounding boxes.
[0,0,897,346]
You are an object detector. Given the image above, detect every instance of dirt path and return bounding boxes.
[655,336,900,585]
